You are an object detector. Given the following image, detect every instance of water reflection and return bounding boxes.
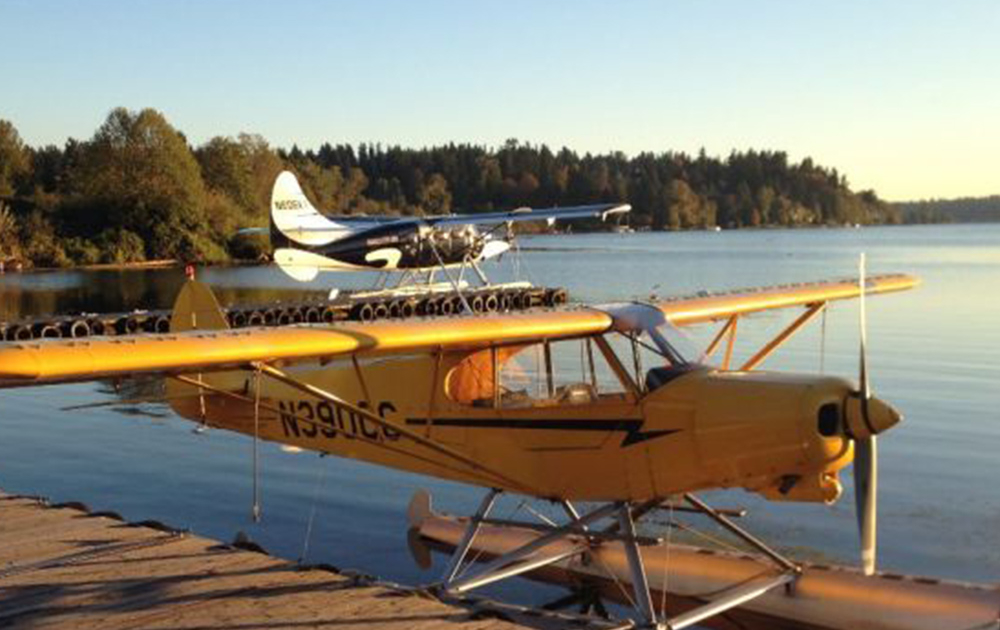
[0,266,332,322]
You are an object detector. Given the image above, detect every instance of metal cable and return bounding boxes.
[659,501,674,618]
[251,365,262,523]
[298,454,328,564]
[453,496,527,581]
[590,543,638,613]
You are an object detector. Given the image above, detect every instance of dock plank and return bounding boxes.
[0,492,575,630]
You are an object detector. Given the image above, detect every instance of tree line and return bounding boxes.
[0,107,902,268]
[894,196,1000,224]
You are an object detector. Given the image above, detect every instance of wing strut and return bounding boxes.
[703,315,739,369]
[739,302,826,371]
[169,374,525,490]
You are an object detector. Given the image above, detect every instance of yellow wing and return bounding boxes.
[0,274,918,387]
[660,273,918,326]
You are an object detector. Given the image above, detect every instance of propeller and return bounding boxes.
[853,253,878,576]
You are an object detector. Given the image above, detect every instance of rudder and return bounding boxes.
[170,279,230,332]
[166,279,239,424]
[271,171,350,247]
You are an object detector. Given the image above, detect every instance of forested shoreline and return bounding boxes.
[1,107,905,269]
[893,196,1000,224]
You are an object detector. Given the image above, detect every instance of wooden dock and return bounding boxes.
[0,491,590,630]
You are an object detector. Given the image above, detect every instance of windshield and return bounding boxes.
[645,319,703,366]
[598,303,705,367]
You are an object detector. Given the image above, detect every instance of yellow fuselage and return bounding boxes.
[172,352,859,504]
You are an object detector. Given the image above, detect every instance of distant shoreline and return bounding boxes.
[79,259,178,270]
[0,259,261,274]
[3,222,995,275]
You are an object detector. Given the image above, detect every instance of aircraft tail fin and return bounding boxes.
[169,278,230,332]
[407,489,436,529]
[406,490,435,569]
[270,171,351,248]
[166,278,237,424]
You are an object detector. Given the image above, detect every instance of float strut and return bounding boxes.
[441,489,500,584]
[445,502,620,594]
[618,502,661,628]
[684,493,799,573]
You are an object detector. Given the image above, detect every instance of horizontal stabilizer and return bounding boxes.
[273,247,369,281]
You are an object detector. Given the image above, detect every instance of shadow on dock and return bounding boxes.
[0,491,598,630]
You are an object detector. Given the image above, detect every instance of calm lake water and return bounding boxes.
[1,224,998,601]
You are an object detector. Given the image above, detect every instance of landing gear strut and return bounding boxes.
[435,491,800,629]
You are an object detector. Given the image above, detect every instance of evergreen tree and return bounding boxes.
[0,120,31,197]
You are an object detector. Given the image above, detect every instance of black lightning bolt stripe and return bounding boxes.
[404,418,678,447]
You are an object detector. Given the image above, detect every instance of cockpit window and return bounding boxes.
[446,305,705,408]
[446,339,629,409]
[497,338,628,408]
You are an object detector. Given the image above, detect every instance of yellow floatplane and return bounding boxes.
[2,263,994,628]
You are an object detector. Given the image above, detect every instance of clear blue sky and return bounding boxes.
[2,0,997,200]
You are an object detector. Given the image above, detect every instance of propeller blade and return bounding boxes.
[854,435,878,575]
[855,252,877,576]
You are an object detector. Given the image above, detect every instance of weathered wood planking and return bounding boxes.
[0,491,577,630]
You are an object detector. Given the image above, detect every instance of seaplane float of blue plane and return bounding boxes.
[260,171,630,282]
